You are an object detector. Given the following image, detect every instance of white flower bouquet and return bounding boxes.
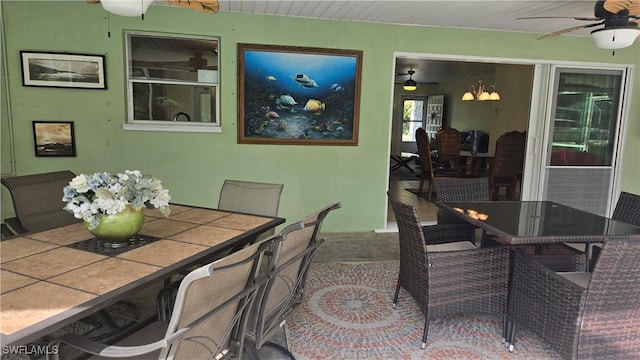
[63,170,171,229]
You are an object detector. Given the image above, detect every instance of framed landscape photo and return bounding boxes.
[237,44,362,145]
[20,51,106,89]
[32,121,76,157]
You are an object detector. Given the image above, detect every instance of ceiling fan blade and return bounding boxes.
[517,16,601,21]
[538,21,604,39]
[166,0,219,14]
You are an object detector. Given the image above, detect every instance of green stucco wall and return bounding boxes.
[1,1,639,232]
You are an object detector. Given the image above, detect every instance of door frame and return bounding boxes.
[383,52,635,230]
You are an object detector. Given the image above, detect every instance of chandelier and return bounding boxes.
[462,80,500,101]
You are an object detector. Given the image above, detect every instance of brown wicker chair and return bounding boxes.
[52,236,273,360]
[389,196,510,349]
[435,128,462,170]
[245,202,341,358]
[489,131,526,200]
[506,235,640,359]
[1,170,79,234]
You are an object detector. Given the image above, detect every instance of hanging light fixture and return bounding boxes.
[590,27,640,50]
[100,0,154,17]
[461,80,500,101]
[403,69,417,92]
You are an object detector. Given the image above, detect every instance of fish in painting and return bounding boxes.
[331,83,344,92]
[293,73,319,88]
[276,94,297,108]
[303,99,325,114]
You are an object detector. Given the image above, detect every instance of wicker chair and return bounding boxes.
[433,176,490,223]
[435,128,462,170]
[1,170,79,234]
[389,196,510,349]
[612,191,640,226]
[506,235,640,359]
[489,131,526,200]
[50,236,273,360]
[244,202,340,358]
[587,191,640,271]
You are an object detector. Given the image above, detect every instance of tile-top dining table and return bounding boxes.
[0,204,285,347]
[434,200,640,245]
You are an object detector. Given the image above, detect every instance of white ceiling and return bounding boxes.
[209,1,603,83]
[216,0,599,36]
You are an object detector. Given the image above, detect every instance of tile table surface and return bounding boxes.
[0,205,284,346]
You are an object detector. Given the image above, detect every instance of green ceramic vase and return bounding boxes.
[86,204,144,248]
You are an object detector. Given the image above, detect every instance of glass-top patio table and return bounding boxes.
[434,200,640,245]
[0,204,285,347]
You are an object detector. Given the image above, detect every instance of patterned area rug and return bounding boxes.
[286,260,562,359]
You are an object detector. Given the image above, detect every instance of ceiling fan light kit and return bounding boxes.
[100,0,153,17]
[590,27,640,49]
[462,80,500,101]
[403,69,417,91]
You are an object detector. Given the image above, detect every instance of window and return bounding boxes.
[550,71,621,166]
[401,97,426,142]
[124,32,220,132]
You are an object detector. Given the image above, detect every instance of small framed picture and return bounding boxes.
[20,51,106,89]
[32,121,76,157]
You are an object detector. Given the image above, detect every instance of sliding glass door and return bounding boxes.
[539,66,631,216]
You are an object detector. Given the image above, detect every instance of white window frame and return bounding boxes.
[123,31,221,133]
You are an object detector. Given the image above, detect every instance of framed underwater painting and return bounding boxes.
[237,44,362,145]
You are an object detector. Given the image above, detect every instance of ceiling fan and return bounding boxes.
[87,0,219,17]
[518,0,640,49]
[395,69,439,91]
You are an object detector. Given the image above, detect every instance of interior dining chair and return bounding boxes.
[245,202,341,359]
[49,235,274,360]
[415,128,452,201]
[435,128,462,170]
[1,170,79,234]
[488,131,526,201]
[506,235,640,359]
[388,195,510,349]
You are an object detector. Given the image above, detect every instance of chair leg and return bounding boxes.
[418,176,425,195]
[427,179,434,202]
[392,281,401,308]
[421,317,429,349]
[507,321,516,352]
